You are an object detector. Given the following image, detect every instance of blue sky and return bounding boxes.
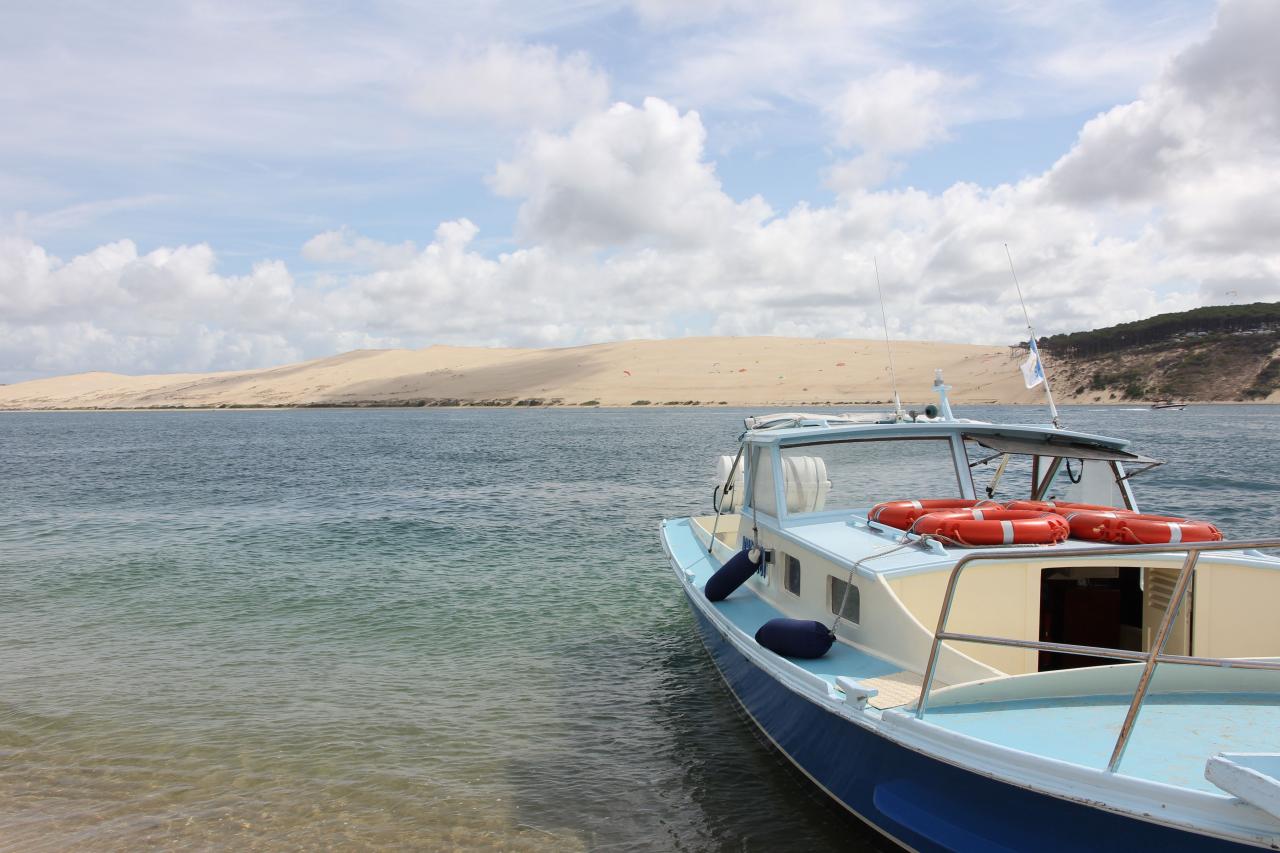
[4,0,1277,382]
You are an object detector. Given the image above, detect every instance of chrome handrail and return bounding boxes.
[912,538,1280,773]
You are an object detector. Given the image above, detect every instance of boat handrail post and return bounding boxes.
[914,550,982,718]
[1106,546,1201,773]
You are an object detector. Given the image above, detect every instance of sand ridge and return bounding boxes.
[0,337,1049,409]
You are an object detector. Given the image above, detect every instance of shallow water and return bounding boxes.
[0,405,1276,851]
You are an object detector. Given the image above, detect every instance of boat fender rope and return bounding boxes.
[829,539,917,637]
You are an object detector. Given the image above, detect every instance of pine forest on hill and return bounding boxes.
[1038,302,1280,402]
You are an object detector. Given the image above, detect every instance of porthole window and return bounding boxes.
[829,576,860,623]
[784,554,801,595]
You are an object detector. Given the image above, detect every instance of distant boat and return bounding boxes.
[661,373,1280,851]
[1151,400,1188,410]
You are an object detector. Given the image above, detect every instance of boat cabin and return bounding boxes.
[707,413,1280,682]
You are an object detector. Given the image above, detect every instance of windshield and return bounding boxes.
[964,439,1130,507]
[779,438,966,515]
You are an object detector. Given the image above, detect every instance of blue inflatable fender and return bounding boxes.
[704,549,760,602]
[755,618,834,659]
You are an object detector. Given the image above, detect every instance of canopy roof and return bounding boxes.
[970,432,1163,465]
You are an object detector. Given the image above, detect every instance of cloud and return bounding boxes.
[9,195,174,239]
[825,154,904,195]
[830,66,956,154]
[1046,0,1280,208]
[0,236,309,379]
[410,43,609,128]
[823,64,969,191]
[302,227,419,269]
[489,97,770,248]
[5,2,1280,384]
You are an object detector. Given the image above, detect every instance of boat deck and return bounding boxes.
[666,517,1280,795]
[713,589,903,685]
[666,519,902,688]
[923,692,1280,792]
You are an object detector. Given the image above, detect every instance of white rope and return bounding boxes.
[830,538,919,634]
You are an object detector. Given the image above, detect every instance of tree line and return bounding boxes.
[1034,302,1280,358]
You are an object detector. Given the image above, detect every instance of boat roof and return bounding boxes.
[744,415,1140,456]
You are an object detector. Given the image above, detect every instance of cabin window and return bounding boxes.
[779,438,964,515]
[784,554,801,595]
[829,576,860,623]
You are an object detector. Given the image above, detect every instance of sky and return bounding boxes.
[3,0,1278,383]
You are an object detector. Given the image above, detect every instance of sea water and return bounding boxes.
[0,405,1276,851]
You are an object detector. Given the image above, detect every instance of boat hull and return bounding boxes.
[684,589,1252,852]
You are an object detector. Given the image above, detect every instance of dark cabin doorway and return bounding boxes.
[1039,567,1144,671]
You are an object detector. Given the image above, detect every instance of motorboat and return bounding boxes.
[1151,401,1188,410]
[660,374,1280,851]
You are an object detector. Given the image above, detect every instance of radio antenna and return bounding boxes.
[1005,243,1061,428]
[873,257,905,421]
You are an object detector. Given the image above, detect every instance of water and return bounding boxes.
[0,405,1276,851]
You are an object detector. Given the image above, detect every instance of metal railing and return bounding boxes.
[913,538,1280,773]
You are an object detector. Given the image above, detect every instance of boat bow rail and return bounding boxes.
[914,538,1280,774]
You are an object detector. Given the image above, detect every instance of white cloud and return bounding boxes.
[410,43,609,127]
[635,0,908,102]
[1046,0,1280,209]
[830,66,956,154]
[0,236,310,379]
[824,65,969,191]
[490,97,771,248]
[7,195,173,238]
[6,2,1280,384]
[302,227,419,269]
[825,154,904,195]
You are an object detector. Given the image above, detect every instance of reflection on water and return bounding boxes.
[0,405,1276,849]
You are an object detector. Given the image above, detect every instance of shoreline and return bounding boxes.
[0,399,1267,413]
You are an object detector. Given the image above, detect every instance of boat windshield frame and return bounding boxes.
[742,421,1148,522]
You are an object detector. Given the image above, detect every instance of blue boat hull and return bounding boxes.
[685,592,1250,852]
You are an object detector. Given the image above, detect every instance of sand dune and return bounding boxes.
[0,337,1051,409]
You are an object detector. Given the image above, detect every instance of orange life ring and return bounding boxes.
[1007,500,1135,515]
[1098,513,1223,545]
[1048,508,1135,540]
[1058,509,1223,543]
[1007,501,1137,540]
[868,499,990,530]
[912,508,1070,547]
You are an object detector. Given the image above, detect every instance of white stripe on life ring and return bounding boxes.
[1001,520,1015,544]
[909,500,922,510]
[1167,522,1182,544]
[973,509,985,521]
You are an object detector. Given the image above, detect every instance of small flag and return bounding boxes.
[1020,338,1045,389]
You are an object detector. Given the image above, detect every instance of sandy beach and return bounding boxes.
[0,337,1055,410]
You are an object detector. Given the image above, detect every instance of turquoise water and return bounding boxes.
[0,405,1276,850]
